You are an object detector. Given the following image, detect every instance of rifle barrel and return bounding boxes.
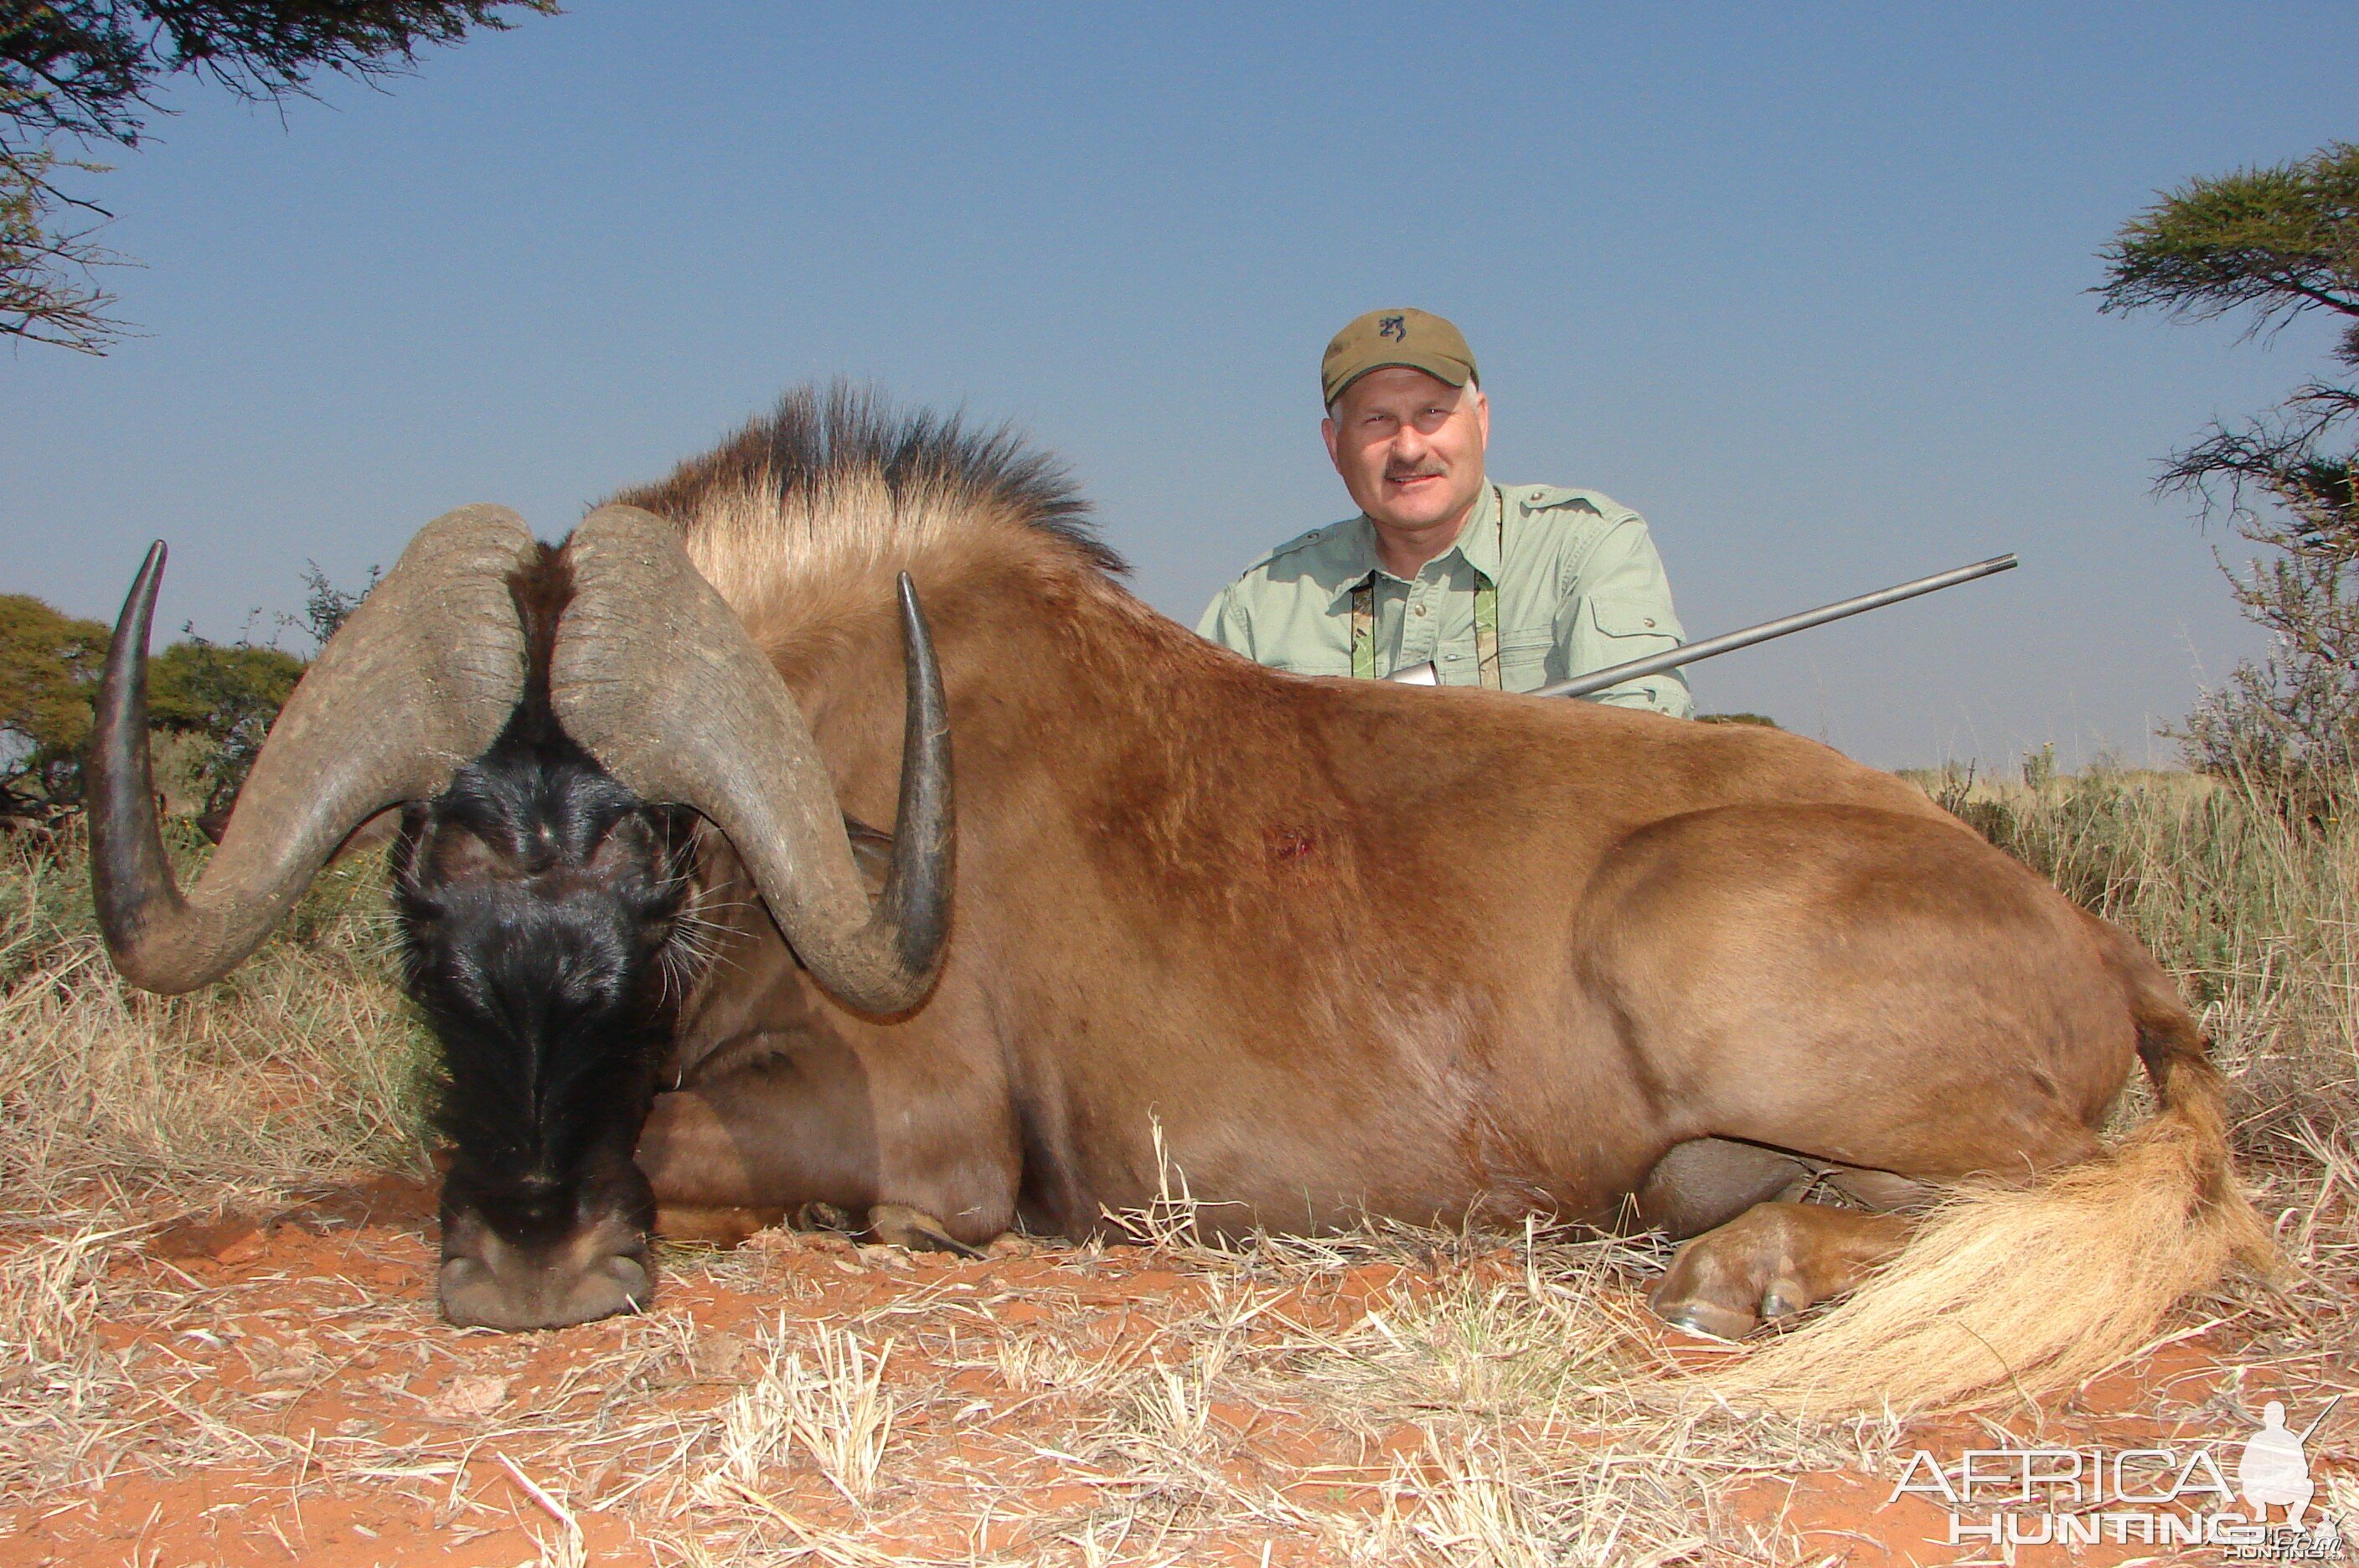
[1532,553,2019,701]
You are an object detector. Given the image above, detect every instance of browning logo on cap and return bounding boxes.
[1322,307,1478,407]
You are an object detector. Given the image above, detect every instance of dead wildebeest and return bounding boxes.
[88,388,2268,1410]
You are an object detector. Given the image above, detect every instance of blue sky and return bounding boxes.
[3,3,2352,768]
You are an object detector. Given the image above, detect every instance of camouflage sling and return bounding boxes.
[1472,575,1500,689]
[1350,575,1377,680]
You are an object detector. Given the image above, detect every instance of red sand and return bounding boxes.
[3,1176,2346,1565]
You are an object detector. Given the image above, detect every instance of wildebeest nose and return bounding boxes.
[437,1251,648,1330]
[436,1220,650,1331]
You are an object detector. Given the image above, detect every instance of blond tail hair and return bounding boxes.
[1702,972,2276,1416]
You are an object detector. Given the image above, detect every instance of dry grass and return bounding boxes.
[0,763,2352,1561]
[0,818,433,1220]
[715,1320,898,1509]
[0,816,437,1504]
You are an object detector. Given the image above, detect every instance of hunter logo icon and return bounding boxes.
[1378,314,1407,342]
[2239,1397,2338,1529]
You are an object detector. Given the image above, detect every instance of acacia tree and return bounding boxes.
[0,559,370,824]
[3,0,550,353]
[2098,142,2359,787]
[156,560,374,833]
[148,634,304,828]
[0,591,106,813]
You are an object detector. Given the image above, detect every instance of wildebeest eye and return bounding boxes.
[426,823,509,886]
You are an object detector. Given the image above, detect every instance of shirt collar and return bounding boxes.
[1325,480,1500,608]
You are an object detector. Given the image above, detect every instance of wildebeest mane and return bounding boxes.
[612,382,1112,567]
[607,384,1122,652]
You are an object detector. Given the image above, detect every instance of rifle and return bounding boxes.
[1386,554,2019,694]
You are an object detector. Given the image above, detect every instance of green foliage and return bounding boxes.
[2098,142,2359,790]
[147,637,306,821]
[0,592,106,811]
[2098,142,2359,362]
[287,558,377,647]
[0,555,379,822]
[1,0,554,353]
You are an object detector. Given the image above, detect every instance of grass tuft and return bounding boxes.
[0,818,436,1220]
[715,1318,898,1509]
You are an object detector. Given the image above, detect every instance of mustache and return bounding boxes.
[1383,464,1447,482]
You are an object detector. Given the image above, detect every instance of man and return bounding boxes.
[1197,308,1693,715]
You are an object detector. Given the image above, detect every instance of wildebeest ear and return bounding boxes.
[844,814,894,897]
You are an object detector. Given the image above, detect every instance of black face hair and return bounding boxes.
[390,549,699,1251]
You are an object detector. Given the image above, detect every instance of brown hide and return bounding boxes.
[638,521,2134,1245]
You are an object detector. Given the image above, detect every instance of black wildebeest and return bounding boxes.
[89,389,2266,1411]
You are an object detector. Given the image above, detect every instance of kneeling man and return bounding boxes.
[1198,308,1693,714]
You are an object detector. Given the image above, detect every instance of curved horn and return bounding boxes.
[551,504,952,1016]
[90,507,537,993]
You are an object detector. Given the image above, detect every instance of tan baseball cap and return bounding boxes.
[1320,307,1479,408]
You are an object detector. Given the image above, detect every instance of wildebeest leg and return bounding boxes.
[635,1030,1019,1248]
[1580,805,2140,1339]
[1647,1202,1913,1338]
[1636,1142,1933,1334]
[1634,1139,1940,1240]
[868,1202,987,1258]
[656,1203,787,1244]
[1634,1137,1813,1239]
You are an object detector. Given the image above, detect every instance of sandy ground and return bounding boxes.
[2,1174,2349,1567]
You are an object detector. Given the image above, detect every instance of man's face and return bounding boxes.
[1321,367,1491,535]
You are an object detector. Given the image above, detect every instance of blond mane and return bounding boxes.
[605,384,1122,651]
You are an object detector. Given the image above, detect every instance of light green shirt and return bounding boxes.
[1195,481,1694,716]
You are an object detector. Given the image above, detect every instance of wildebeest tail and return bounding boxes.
[1701,946,2276,1415]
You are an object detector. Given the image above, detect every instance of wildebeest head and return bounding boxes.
[86,506,952,1330]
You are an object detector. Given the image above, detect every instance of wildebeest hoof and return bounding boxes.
[867,1203,985,1259]
[1649,1271,1809,1339]
[1649,1219,1807,1339]
[793,1200,858,1234]
[1649,1292,1758,1340]
[1646,1199,1910,1342]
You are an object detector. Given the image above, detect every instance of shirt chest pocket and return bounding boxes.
[1567,596,1680,693]
[1590,597,1675,642]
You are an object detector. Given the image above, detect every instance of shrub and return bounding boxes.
[0,594,106,817]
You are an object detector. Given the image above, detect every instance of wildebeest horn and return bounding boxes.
[89,507,537,993]
[552,504,952,1016]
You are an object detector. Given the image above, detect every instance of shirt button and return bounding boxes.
[1413,604,1427,617]
[1644,617,1656,627]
